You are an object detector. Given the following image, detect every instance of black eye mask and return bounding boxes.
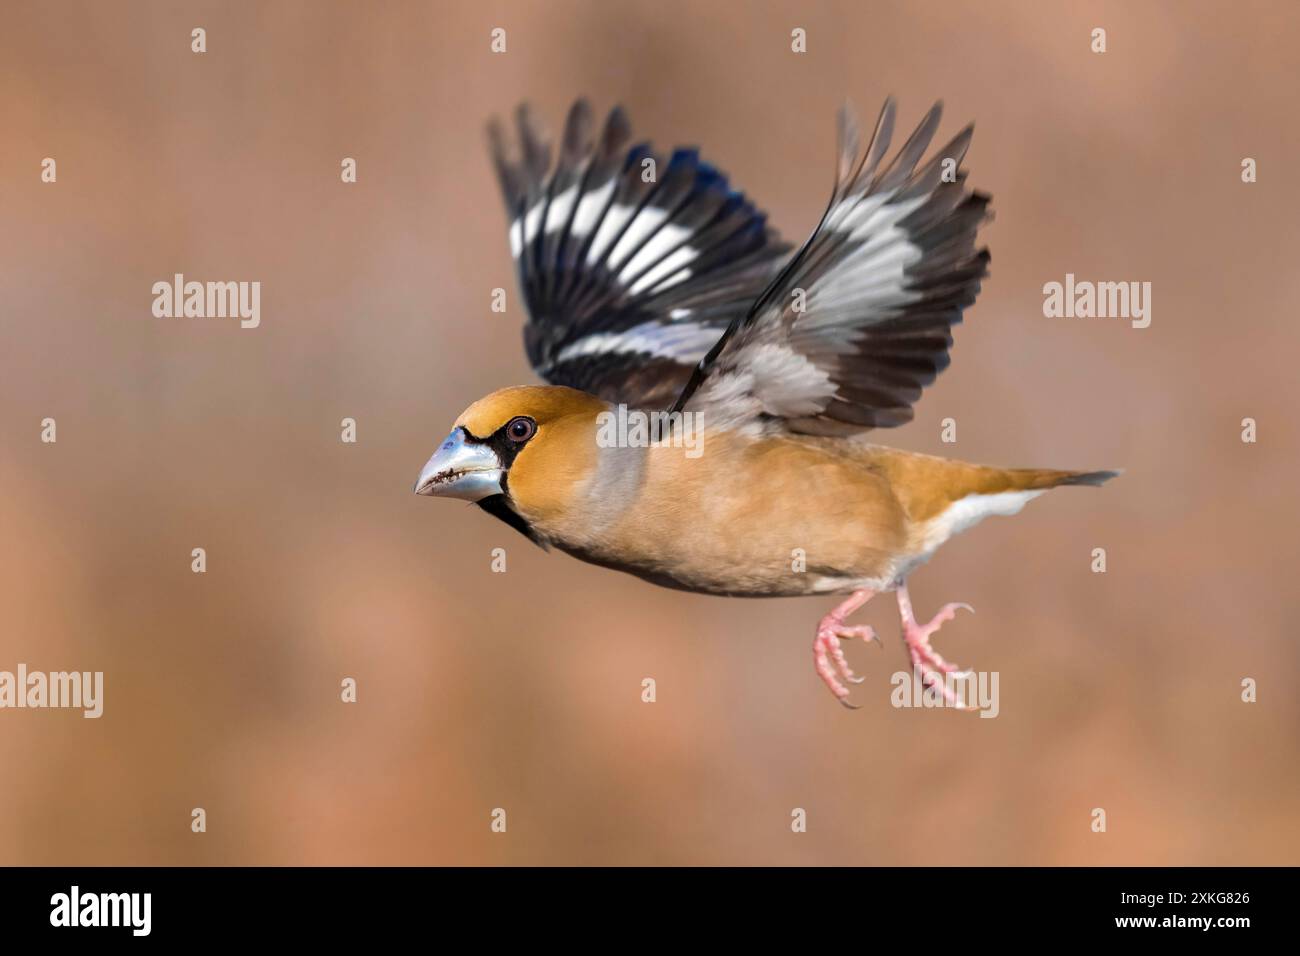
[463,418,535,474]
[463,422,546,549]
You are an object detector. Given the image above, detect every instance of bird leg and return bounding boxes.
[897,583,974,708]
[813,589,879,707]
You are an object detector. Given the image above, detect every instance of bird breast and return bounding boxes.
[532,429,913,597]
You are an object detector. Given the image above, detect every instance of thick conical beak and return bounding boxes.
[413,427,504,501]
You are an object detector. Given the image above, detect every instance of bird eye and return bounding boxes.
[505,416,536,443]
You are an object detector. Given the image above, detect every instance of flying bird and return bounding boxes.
[414,98,1117,708]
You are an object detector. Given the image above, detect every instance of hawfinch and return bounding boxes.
[414,98,1117,708]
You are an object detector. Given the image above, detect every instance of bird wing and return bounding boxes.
[671,99,991,436]
[489,100,791,409]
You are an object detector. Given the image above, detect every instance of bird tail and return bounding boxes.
[868,449,1120,523]
[1009,467,1122,490]
[930,463,1122,502]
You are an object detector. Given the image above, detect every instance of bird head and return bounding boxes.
[413,385,608,542]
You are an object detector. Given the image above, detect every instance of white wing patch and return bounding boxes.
[547,320,723,368]
[509,202,547,257]
[606,207,668,265]
[544,184,578,235]
[829,192,926,240]
[572,180,615,236]
[618,222,694,288]
[628,247,693,295]
[806,194,927,319]
[511,194,699,296]
[508,181,619,257]
[585,203,638,266]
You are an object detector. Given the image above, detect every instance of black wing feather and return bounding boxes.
[488,100,790,407]
[673,100,992,436]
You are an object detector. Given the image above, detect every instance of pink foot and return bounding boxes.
[812,589,879,708]
[897,584,975,709]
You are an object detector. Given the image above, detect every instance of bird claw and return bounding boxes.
[904,600,976,708]
[814,588,979,710]
[810,590,881,708]
[813,622,878,706]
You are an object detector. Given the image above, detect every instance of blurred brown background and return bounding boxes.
[1,0,1297,866]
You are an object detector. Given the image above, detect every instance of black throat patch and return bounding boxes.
[475,494,548,550]
[462,425,547,550]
